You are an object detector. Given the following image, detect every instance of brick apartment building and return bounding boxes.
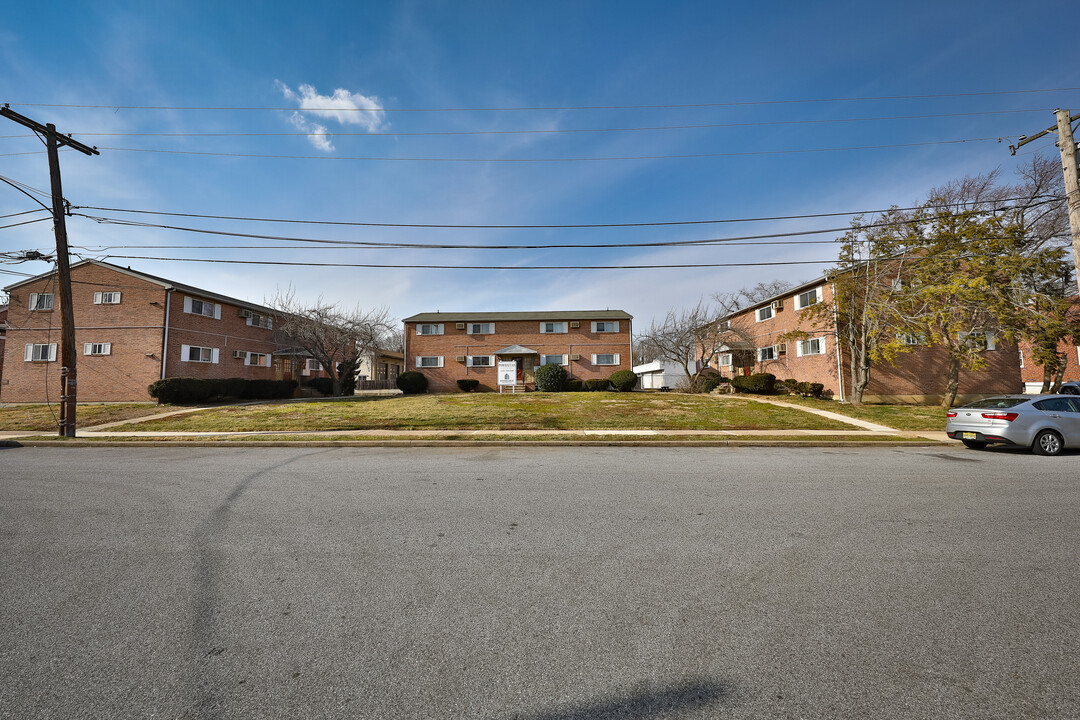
[711,276,1022,404]
[1016,295,1080,392]
[402,311,633,393]
[1,260,328,403]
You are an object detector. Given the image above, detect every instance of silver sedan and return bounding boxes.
[946,395,1080,456]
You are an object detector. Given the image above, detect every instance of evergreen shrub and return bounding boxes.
[396,371,428,394]
[585,378,610,391]
[608,370,638,392]
[534,363,567,392]
[457,378,480,392]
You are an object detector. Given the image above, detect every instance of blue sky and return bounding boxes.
[2,0,1078,331]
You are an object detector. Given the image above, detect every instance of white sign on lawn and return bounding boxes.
[497,361,518,386]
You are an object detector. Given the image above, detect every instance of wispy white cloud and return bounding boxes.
[275,80,386,151]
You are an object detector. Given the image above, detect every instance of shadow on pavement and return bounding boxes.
[500,679,732,720]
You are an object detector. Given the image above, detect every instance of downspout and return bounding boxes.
[831,282,844,402]
[160,289,172,380]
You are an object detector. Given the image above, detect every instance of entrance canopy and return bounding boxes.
[493,344,539,355]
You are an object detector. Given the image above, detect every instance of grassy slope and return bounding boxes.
[0,404,172,432]
[774,396,947,431]
[106,393,859,432]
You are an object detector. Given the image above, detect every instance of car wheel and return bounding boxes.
[961,439,988,449]
[1032,430,1064,456]
[1062,387,1079,395]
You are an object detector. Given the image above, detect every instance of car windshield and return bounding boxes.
[960,397,1027,409]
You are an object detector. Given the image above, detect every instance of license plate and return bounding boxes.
[962,432,977,440]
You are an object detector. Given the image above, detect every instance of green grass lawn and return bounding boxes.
[0,403,173,432]
[107,392,860,433]
[772,395,949,431]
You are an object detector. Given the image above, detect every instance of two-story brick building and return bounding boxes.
[713,276,1022,404]
[0,301,7,390]
[0,260,316,403]
[402,311,633,392]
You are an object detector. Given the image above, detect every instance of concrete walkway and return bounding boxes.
[736,396,897,432]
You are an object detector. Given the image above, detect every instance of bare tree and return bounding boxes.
[268,288,393,396]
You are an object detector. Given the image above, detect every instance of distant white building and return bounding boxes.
[633,359,695,390]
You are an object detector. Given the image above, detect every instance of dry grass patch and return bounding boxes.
[772,396,948,431]
[0,403,172,432]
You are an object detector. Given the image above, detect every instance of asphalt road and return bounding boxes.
[1,446,1078,719]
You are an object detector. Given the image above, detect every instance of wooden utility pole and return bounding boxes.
[1010,108,1080,283]
[1,105,99,437]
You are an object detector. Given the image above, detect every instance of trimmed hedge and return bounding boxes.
[565,378,584,392]
[396,371,428,394]
[585,378,610,391]
[608,370,638,393]
[729,372,776,394]
[535,363,567,392]
[701,375,721,393]
[148,377,296,404]
[457,378,480,392]
[305,377,334,396]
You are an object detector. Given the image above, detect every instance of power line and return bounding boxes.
[7,87,1080,113]
[89,136,1015,162]
[74,194,1061,230]
[0,109,1054,139]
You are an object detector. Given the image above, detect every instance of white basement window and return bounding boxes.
[181,345,219,363]
[83,342,112,356]
[24,343,57,362]
[417,356,443,368]
[592,353,619,365]
[93,292,122,304]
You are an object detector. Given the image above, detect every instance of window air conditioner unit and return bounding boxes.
[771,300,783,311]
[570,354,581,361]
[775,343,787,355]
[238,309,253,318]
[456,355,467,362]
[232,350,247,359]
[456,323,466,329]
[569,321,580,328]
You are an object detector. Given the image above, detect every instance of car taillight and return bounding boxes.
[981,412,1018,421]
[946,411,957,418]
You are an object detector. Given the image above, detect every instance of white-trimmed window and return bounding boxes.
[796,338,825,356]
[183,296,221,319]
[246,352,270,367]
[417,323,444,336]
[93,291,122,305]
[468,323,494,335]
[1019,348,1025,369]
[959,331,997,351]
[540,322,568,334]
[540,354,567,366]
[756,305,773,322]
[24,343,57,362]
[592,353,619,366]
[899,333,925,346]
[591,321,619,333]
[718,353,733,367]
[302,358,322,376]
[467,355,495,367]
[29,293,54,311]
[181,344,219,363]
[417,356,443,368]
[795,287,824,310]
[757,346,776,361]
[83,342,112,356]
[247,314,273,330]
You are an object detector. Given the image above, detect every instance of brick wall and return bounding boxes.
[405,318,633,393]
[1,264,167,402]
[0,305,7,389]
[163,292,280,381]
